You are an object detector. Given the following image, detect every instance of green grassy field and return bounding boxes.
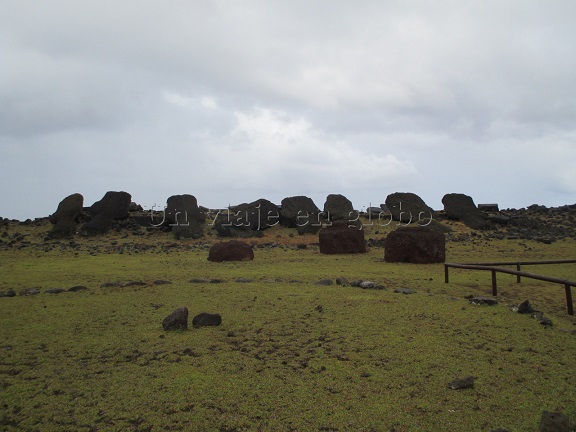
[1,221,575,431]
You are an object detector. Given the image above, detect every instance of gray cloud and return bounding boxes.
[1,1,575,219]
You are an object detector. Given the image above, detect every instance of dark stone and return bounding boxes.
[539,411,570,432]
[319,221,366,254]
[153,280,172,285]
[48,193,84,238]
[280,196,322,234]
[208,240,254,262]
[324,194,356,223]
[469,296,498,306]
[81,191,132,235]
[478,204,499,212]
[394,288,415,294]
[68,285,88,292]
[314,279,333,286]
[192,312,222,327]
[336,277,350,286]
[385,192,435,223]
[165,194,205,239]
[163,307,189,331]
[189,278,216,284]
[516,300,534,314]
[19,288,40,296]
[449,376,475,390]
[213,199,279,237]
[123,281,147,287]
[442,193,490,230]
[45,288,65,294]
[384,227,445,263]
[100,281,122,288]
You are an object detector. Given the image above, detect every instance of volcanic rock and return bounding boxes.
[192,312,222,327]
[81,191,132,235]
[319,221,367,254]
[539,411,570,432]
[48,193,84,238]
[280,196,322,234]
[214,198,279,237]
[442,193,490,230]
[208,240,254,262]
[165,194,205,239]
[163,307,189,331]
[324,194,356,223]
[384,227,445,263]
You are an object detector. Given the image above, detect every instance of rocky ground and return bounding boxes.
[1,203,576,255]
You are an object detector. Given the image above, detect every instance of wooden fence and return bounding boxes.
[444,260,576,316]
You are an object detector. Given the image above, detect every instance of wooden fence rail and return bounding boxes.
[444,260,576,316]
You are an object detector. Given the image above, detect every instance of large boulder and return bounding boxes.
[165,194,205,239]
[384,227,445,263]
[208,240,254,262]
[280,196,322,234]
[162,306,189,331]
[48,193,84,238]
[213,198,279,237]
[442,193,490,230]
[81,191,132,235]
[319,221,367,254]
[192,312,222,327]
[539,411,570,432]
[324,194,355,223]
[385,192,434,223]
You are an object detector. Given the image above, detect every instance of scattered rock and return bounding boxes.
[319,221,367,254]
[0,290,16,298]
[208,240,254,262]
[314,279,333,286]
[68,285,88,292]
[45,288,65,294]
[100,281,123,288]
[192,312,222,327]
[235,278,253,283]
[515,300,534,314]
[189,278,218,284]
[123,281,147,287]
[335,277,350,286]
[384,227,445,263]
[469,296,498,306]
[359,281,376,289]
[163,307,189,331]
[539,410,570,432]
[19,288,40,296]
[449,376,476,390]
[153,280,172,285]
[394,288,415,295]
[531,311,553,327]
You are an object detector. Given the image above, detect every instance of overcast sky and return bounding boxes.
[2,1,576,220]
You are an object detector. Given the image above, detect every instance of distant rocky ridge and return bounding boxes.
[2,191,576,248]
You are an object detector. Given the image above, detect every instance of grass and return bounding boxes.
[0,220,575,431]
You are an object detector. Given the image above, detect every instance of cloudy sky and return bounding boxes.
[2,1,576,220]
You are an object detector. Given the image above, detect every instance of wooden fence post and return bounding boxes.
[491,270,497,296]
